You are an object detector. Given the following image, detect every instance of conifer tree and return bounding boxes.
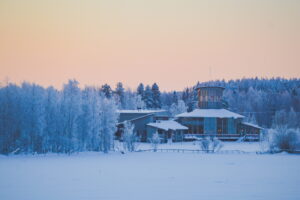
[115,82,125,108]
[151,83,161,109]
[101,84,112,98]
[144,85,153,109]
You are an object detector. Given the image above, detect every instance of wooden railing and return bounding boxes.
[135,149,250,154]
[184,134,260,141]
[135,148,300,154]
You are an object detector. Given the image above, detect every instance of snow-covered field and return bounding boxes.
[136,141,261,152]
[1,143,300,200]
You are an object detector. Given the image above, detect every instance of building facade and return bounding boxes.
[176,86,262,141]
[116,110,170,142]
[116,86,262,142]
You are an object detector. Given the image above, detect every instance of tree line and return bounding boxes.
[0,80,118,154]
[0,77,300,154]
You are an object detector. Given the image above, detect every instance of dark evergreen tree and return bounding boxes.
[182,88,189,103]
[172,91,178,104]
[144,85,153,109]
[160,92,173,107]
[100,84,112,98]
[137,83,145,101]
[151,83,161,109]
[115,82,125,108]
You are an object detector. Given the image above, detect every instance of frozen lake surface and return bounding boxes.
[0,143,300,200]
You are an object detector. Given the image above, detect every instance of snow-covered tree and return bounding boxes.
[60,80,82,153]
[169,100,187,117]
[135,95,145,110]
[19,83,46,153]
[122,121,139,152]
[1,77,300,155]
[272,109,288,128]
[150,132,161,152]
[78,87,103,151]
[0,84,22,154]
[267,127,300,153]
[122,90,137,109]
[246,113,257,125]
[287,108,298,128]
[99,97,119,153]
[43,86,61,153]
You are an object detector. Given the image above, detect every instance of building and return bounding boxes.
[116,109,170,142]
[116,86,263,142]
[176,86,262,141]
[147,120,188,142]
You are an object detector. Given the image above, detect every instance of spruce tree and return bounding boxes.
[172,91,178,104]
[101,84,112,98]
[137,83,145,101]
[151,83,161,109]
[144,85,153,109]
[115,82,125,108]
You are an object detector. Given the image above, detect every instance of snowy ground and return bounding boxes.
[135,141,261,152]
[1,143,300,200]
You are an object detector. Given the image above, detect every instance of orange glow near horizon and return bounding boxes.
[0,0,300,91]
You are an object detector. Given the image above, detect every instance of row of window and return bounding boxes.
[199,89,223,96]
[199,96,221,102]
[187,125,204,134]
[217,118,228,134]
[180,118,204,122]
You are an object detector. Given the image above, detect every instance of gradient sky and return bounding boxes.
[0,0,300,91]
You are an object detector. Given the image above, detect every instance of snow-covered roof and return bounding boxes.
[147,120,188,131]
[176,109,244,119]
[117,109,166,114]
[241,122,263,129]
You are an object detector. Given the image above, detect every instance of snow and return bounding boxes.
[176,109,244,119]
[147,120,188,131]
[137,141,261,152]
[242,122,264,129]
[1,150,300,200]
[117,109,166,114]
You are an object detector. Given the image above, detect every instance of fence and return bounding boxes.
[135,148,300,154]
[135,149,250,154]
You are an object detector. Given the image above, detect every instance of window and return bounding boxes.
[217,118,228,134]
[188,125,192,134]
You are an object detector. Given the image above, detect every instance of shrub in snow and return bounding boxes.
[211,137,223,152]
[199,137,223,153]
[122,121,139,152]
[150,132,161,152]
[199,137,210,153]
[267,127,300,153]
[259,129,270,152]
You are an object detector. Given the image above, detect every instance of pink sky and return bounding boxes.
[0,0,299,91]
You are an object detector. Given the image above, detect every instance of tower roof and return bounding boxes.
[195,85,225,90]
